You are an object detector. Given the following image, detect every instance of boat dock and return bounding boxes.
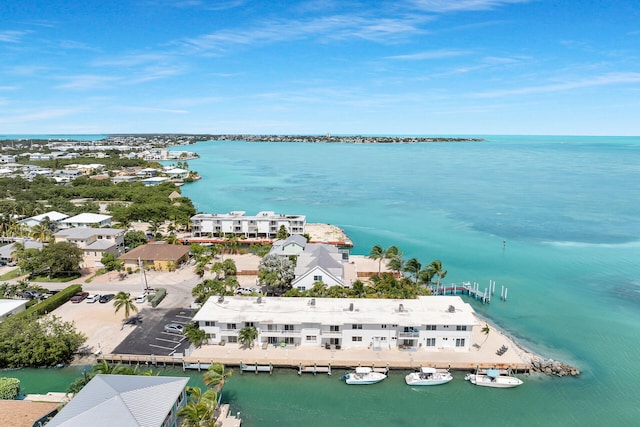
[298,363,332,375]
[239,361,273,374]
[431,280,509,303]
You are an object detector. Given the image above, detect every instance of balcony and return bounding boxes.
[398,331,420,338]
[261,329,300,337]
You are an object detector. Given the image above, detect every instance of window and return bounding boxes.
[306,335,317,341]
[330,325,340,332]
[313,275,322,281]
[227,323,236,330]
[381,324,387,329]
[391,324,398,327]
[267,325,276,331]
[456,325,467,331]
[298,286,306,291]
[352,336,362,342]
[227,336,238,343]
[456,338,465,347]
[426,325,436,331]
[352,324,362,330]
[284,324,294,331]
[204,321,215,327]
[426,338,436,347]
[245,322,255,327]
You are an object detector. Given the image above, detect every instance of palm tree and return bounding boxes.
[404,258,422,282]
[369,245,384,274]
[238,326,258,348]
[178,387,218,427]
[480,324,490,349]
[429,260,448,286]
[113,291,138,324]
[203,363,233,393]
[387,256,404,278]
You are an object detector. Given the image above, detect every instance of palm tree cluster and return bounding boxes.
[178,363,233,427]
[369,245,448,287]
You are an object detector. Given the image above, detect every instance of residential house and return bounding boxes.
[46,374,188,427]
[0,240,43,263]
[269,235,349,290]
[119,243,190,271]
[58,213,112,229]
[19,211,69,228]
[164,167,189,179]
[0,154,16,163]
[142,177,169,186]
[54,228,125,268]
[193,295,478,351]
[191,211,306,239]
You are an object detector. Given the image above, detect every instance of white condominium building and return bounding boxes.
[193,296,478,352]
[191,211,306,239]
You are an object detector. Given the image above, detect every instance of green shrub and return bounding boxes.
[149,288,167,307]
[19,284,82,318]
[0,377,20,399]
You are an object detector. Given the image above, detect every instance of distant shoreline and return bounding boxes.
[196,134,484,144]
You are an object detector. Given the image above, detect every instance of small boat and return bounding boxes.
[464,369,523,388]
[405,367,453,386]
[343,367,387,385]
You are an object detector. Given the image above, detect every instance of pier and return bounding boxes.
[430,280,509,303]
[298,362,332,375]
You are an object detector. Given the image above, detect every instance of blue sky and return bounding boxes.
[1,0,639,135]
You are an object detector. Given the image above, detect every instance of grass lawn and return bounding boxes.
[28,273,81,283]
[0,268,24,281]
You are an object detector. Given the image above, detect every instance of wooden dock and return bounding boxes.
[431,280,510,303]
[298,363,332,375]
[239,361,273,374]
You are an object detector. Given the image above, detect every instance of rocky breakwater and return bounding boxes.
[529,355,580,377]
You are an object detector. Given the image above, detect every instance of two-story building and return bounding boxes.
[191,211,306,239]
[193,296,478,352]
[54,228,125,268]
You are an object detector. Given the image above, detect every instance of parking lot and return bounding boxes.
[112,308,196,357]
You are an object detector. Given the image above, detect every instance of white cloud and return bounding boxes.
[0,30,30,43]
[119,106,189,114]
[55,75,119,90]
[473,72,640,98]
[387,49,471,60]
[407,0,531,13]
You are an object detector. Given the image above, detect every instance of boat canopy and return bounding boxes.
[420,367,437,374]
[486,369,501,377]
[355,367,372,374]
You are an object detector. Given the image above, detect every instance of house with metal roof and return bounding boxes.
[58,213,112,229]
[46,374,188,427]
[19,211,69,228]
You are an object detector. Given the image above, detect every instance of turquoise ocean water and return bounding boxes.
[8,135,640,426]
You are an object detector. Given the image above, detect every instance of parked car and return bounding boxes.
[235,287,257,295]
[22,290,43,300]
[99,294,115,303]
[43,290,59,299]
[86,294,100,303]
[135,293,148,304]
[70,292,90,303]
[164,323,184,334]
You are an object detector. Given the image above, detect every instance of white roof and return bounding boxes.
[47,374,188,427]
[61,213,112,224]
[193,296,479,326]
[31,211,69,222]
[0,299,28,318]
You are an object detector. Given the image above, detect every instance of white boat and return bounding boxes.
[464,369,523,388]
[343,367,387,385]
[405,367,453,386]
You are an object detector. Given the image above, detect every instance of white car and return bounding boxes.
[135,293,147,303]
[86,294,100,303]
